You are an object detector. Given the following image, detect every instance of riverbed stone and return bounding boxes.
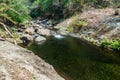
[33,23,43,29]
[25,26,34,35]
[20,34,34,42]
[38,29,51,36]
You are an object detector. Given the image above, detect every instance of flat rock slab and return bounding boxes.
[0,41,64,80]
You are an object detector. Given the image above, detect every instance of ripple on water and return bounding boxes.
[54,34,64,39]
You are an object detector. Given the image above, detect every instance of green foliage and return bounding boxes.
[101,39,120,51]
[31,0,53,12]
[101,40,112,47]
[113,0,120,8]
[111,40,120,51]
[67,15,87,32]
[0,3,17,24]
[66,26,73,32]
[0,0,31,24]
[30,0,120,18]
[30,0,86,18]
[77,20,87,27]
[66,0,86,11]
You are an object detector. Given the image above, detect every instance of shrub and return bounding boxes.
[101,39,112,48]
[101,39,120,51]
[111,40,120,51]
[67,15,87,33]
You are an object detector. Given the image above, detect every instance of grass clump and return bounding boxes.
[101,39,120,51]
[67,15,87,33]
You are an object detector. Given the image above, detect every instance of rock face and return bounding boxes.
[0,41,64,80]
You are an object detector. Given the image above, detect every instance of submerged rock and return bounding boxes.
[0,41,64,80]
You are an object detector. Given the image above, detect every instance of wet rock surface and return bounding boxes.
[0,40,64,80]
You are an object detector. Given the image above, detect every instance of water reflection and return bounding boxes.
[28,36,120,80]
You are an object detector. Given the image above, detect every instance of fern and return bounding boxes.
[0,14,17,24]
[0,0,30,24]
[0,3,17,24]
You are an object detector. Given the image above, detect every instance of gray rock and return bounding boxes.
[98,35,107,40]
[5,38,15,43]
[33,23,43,29]
[25,26,34,35]
[35,36,46,44]
[38,29,51,36]
[59,30,69,35]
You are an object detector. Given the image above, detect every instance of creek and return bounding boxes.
[28,35,120,80]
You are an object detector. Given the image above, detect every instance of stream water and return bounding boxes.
[28,36,120,80]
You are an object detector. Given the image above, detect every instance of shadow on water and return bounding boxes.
[28,36,120,80]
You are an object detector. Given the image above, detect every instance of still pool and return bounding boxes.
[28,36,120,80]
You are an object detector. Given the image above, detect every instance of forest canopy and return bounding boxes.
[0,0,120,25]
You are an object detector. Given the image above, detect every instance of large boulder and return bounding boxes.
[0,41,64,80]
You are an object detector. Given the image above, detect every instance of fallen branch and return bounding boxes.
[0,22,17,44]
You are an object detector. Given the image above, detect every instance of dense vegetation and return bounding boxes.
[0,0,31,42]
[0,0,120,24]
[0,0,30,25]
[30,0,120,18]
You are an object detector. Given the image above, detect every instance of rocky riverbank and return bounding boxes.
[55,8,120,51]
[14,18,61,45]
[10,8,119,52]
[0,40,64,80]
[13,8,120,51]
